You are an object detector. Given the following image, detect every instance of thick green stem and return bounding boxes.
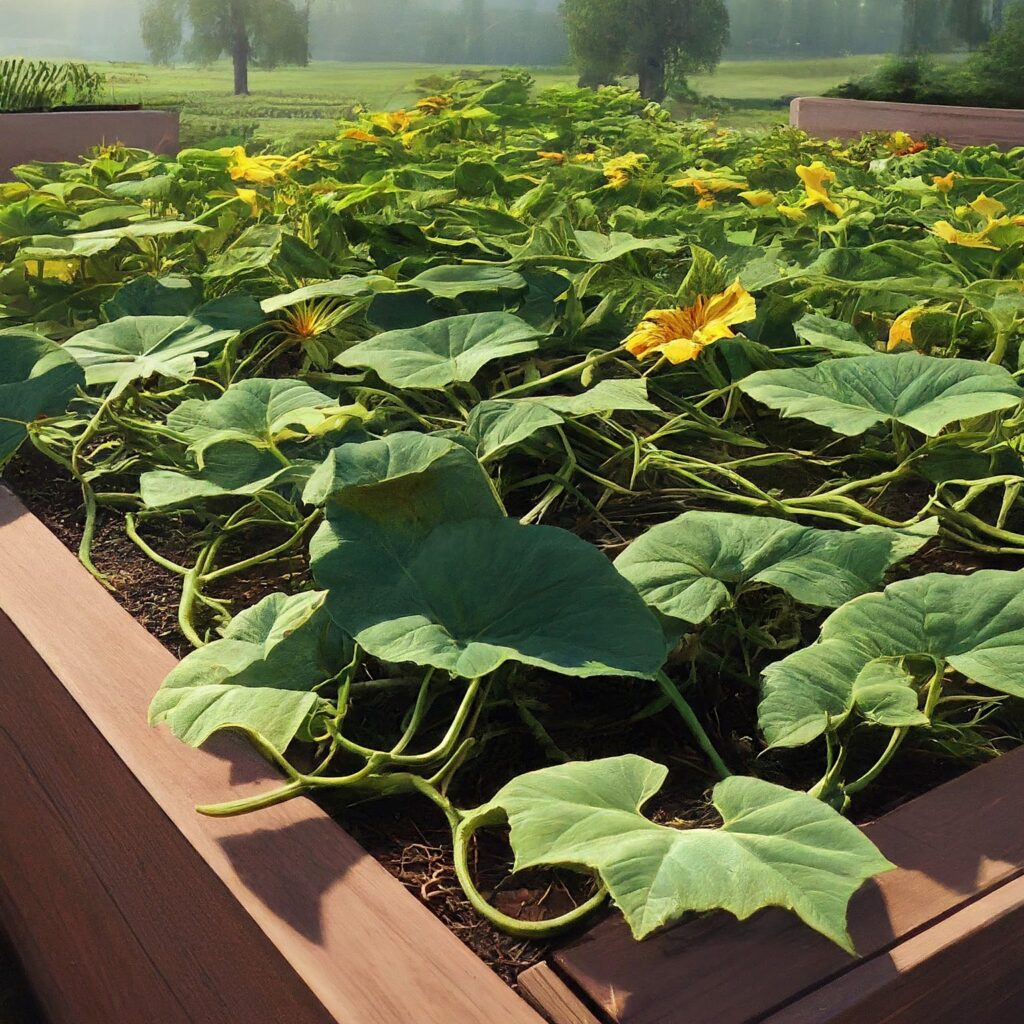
[655,671,731,780]
[452,807,608,938]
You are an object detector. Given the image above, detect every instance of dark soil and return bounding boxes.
[6,447,1024,989]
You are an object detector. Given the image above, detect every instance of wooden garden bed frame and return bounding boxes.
[789,96,1024,149]
[2,483,1024,1024]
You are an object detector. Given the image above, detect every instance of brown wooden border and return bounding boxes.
[0,486,542,1024]
[789,96,1024,148]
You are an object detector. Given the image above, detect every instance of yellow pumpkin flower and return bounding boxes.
[415,95,453,115]
[624,279,757,364]
[796,161,844,218]
[931,220,1001,250]
[371,110,413,135]
[235,187,266,217]
[739,189,775,207]
[218,146,309,185]
[537,151,566,164]
[777,204,808,222]
[697,194,716,209]
[343,129,380,143]
[887,308,926,351]
[969,193,1007,221]
[602,152,647,189]
[670,173,747,194]
[932,172,957,193]
[574,153,597,163]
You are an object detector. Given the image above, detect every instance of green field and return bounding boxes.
[86,55,895,150]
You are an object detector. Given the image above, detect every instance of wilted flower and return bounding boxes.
[415,95,453,115]
[624,279,757,364]
[218,146,310,185]
[887,308,926,351]
[931,220,1001,250]
[739,189,775,207]
[536,151,566,164]
[603,152,647,189]
[932,172,957,193]
[371,110,413,135]
[796,161,844,218]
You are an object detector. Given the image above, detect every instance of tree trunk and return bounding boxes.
[900,0,919,55]
[637,55,666,102]
[230,0,250,96]
[992,0,1005,30]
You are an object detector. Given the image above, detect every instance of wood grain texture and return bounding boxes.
[554,720,1024,1023]
[764,874,1024,1024]
[0,486,542,1024]
[519,964,606,1024]
[790,97,1024,148]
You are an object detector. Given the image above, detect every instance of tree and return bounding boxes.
[141,2,184,65]
[140,0,310,96]
[561,0,730,101]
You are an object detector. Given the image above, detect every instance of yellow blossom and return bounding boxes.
[602,152,647,189]
[415,95,453,115]
[371,110,413,135]
[796,161,844,218]
[574,153,597,163]
[887,308,927,351]
[624,279,757,364]
[218,146,310,185]
[739,189,775,207]
[697,194,716,209]
[536,151,566,163]
[670,173,747,194]
[931,220,1001,250]
[777,204,808,222]
[932,172,957,193]
[969,193,1007,221]
[343,129,380,143]
[235,187,265,217]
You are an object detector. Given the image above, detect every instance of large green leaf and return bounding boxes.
[739,353,1024,437]
[470,755,892,949]
[405,265,527,298]
[573,230,682,263]
[260,275,392,313]
[149,591,346,752]
[312,516,667,680]
[760,569,1024,748]
[63,306,258,392]
[336,312,541,390]
[103,275,202,319]
[615,511,937,624]
[167,378,364,457]
[140,442,312,508]
[0,328,84,464]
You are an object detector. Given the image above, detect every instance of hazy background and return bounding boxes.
[0,0,909,65]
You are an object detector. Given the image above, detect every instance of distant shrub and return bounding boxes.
[0,58,104,113]
[827,2,1024,110]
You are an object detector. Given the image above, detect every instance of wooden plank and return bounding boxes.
[554,721,1024,1023]
[790,96,1024,148]
[0,486,542,1024]
[764,874,1024,1024]
[519,964,606,1024]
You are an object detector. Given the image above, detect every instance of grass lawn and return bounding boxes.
[85,55,895,150]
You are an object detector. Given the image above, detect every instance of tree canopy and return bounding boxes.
[561,0,730,101]
[140,0,309,94]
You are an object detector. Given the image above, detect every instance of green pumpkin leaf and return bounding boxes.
[760,569,1024,748]
[103,275,202,319]
[0,328,84,464]
[405,265,527,298]
[260,275,392,313]
[64,311,251,392]
[615,511,936,624]
[168,378,364,456]
[852,660,929,728]
[739,353,1024,437]
[793,313,874,355]
[573,230,682,263]
[336,312,541,390]
[472,755,892,949]
[312,517,666,680]
[149,591,346,752]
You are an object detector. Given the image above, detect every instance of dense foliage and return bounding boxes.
[0,58,104,113]
[3,72,1024,949]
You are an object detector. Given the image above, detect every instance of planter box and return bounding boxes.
[4,482,1024,1024]
[790,96,1024,148]
[0,109,179,181]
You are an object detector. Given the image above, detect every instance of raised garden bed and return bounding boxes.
[790,96,1024,148]
[0,108,179,180]
[4,72,1024,1024]
[4,486,1024,1024]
